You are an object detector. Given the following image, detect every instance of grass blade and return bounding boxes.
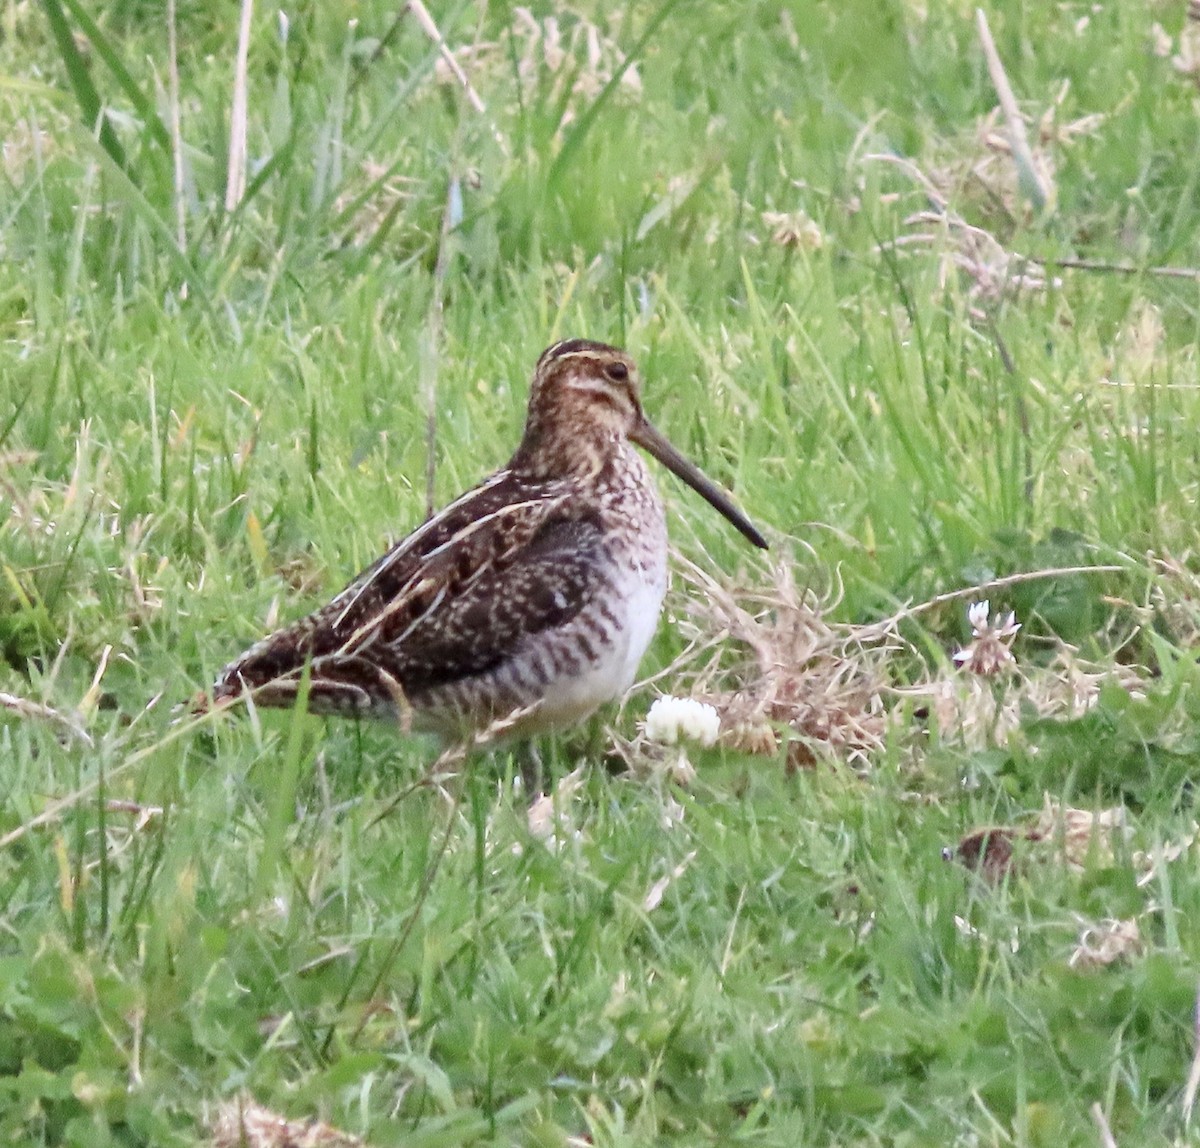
[71,129,212,309]
[38,0,128,169]
[547,0,685,191]
[252,667,311,903]
[57,0,172,155]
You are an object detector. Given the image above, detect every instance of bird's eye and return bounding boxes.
[605,362,629,382]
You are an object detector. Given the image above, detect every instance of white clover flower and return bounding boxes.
[954,600,1021,675]
[966,600,992,633]
[644,696,720,747]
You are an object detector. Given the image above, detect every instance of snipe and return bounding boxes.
[206,339,767,739]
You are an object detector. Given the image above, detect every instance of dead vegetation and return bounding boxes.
[639,549,1149,775]
[1151,2,1200,86]
[1150,553,1200,648]
[949,796,1132,884]
[911,643,1147,753]
[857,51,1105,319]
[433,7,643,127]
[331,7,642,249]
[658,552,893,773]
[210,1097,363,1148]
[946,797,1194,971]
[863,150,1063,321]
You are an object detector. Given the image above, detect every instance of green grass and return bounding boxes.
[4,0,1200,1143]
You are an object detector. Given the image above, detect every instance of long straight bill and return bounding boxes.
[631,419,768,550]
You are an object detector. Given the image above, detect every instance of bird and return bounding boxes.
[205,338,767,741]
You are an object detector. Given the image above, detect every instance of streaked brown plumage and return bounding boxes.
[207,339,767,738]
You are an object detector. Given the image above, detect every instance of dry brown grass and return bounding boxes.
[1152,2,1200,85]
[1068,917,1145,970]
[948,794,1197,899]
[946,797,1127,884]
[432,7,642,133]
[210,1097,363,1148]
[912,644,1147,753]
[865,151,1061,320]
[1150,552,1200,648]
[858,70,1106,319]
[646,549,1151,778]
[662,553,893,772]
[888,77,1103,225]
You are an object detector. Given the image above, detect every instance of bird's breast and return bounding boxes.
[530,539,668,731]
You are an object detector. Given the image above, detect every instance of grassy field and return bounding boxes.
[4,0,1200,1143]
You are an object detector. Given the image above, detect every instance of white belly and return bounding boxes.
[536,560,667,730]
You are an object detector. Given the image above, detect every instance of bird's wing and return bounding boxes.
[373,511,608,695]
[211,472,606,713]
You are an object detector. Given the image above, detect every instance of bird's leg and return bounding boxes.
[513,741,546,798]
